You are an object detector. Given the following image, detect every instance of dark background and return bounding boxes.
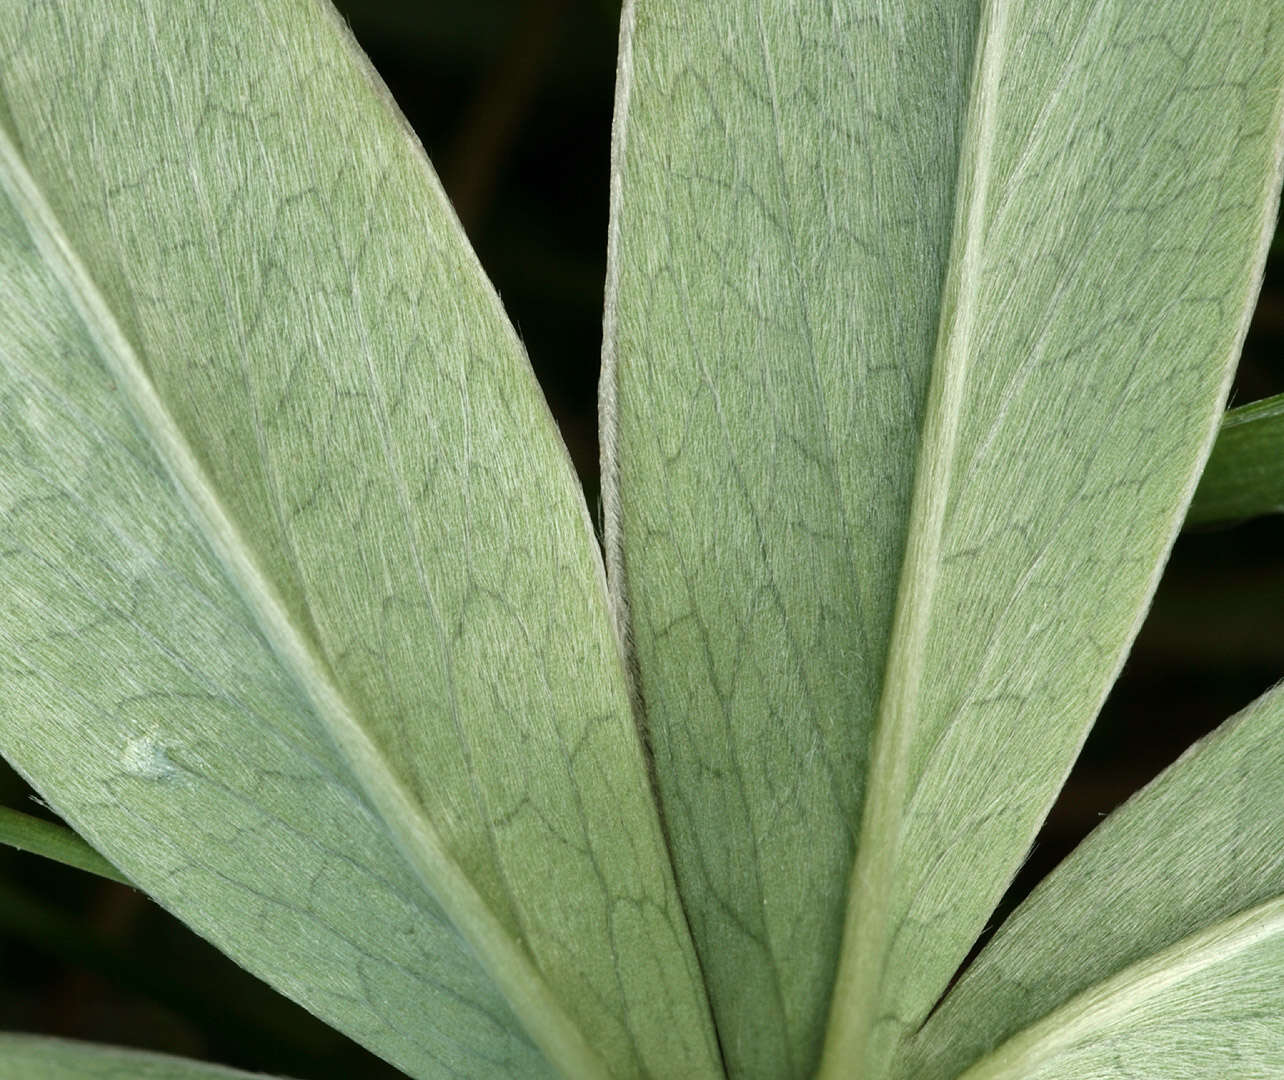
[1,2,1280,1075]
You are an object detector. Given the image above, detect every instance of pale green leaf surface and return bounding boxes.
[828,6,1284,1073]
[602,4,977,1073]
[601,2,1284,1078]
[895,680,1284,1080]
[0,155,548,1078]
[953,898,1284,1080]
[0,1035,292,1080]
[0,807,129,885]
[0,3,720,1078]
[1188,393,1284,525]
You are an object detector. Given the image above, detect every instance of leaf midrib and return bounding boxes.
[0,122,609,1080]
[816,2,1011,1075]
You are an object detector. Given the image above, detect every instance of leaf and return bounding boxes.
[951,898,1284,1080]
[0,3,720,1078]
[895,680,1284,1080]
[824,8,1284,1071]
[0,1034,293,1080]
[0,807,129,885]
[0,70,548,1080]
[600,2,1284,1076]
[1188,393,1284,526]
[601,3,979,1071]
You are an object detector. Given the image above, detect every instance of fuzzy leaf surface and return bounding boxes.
[0,94,543,1080]
[0,3,719,1078]
[602,4,977,1071]
[896,681,1284,1080]
[953,898,1284,1080]
[601,2,1284,1076]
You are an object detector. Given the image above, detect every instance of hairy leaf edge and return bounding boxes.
[597,7,732,1075]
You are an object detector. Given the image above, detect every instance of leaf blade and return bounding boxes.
[602,2,1284,1077]
[956,898,1284,1080]
[897,681,1284,1080]
[821,5,1014,1067]
[0,139,551,1077]
[0,2,720,1076]
[824,8,1284,1074]
[601,3,978,1072]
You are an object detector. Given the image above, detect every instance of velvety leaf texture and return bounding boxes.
[3,0,1283,1077]
[0,121,545,1080]
[601,3,975,1072]
[953,898,1284,1080]
[0,2,720,1078]
[825,7,1282,1074]
[601,2,1284,1077]
[898,681,1284,1080]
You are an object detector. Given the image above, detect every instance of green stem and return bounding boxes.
[1187,393,1284,527]
[0,806,130,885]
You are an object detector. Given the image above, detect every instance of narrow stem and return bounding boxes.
[0,806,130,885]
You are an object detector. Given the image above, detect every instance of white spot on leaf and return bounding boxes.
[121,735,178,781]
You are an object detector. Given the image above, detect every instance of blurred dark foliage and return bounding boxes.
[1,1,1280,1074]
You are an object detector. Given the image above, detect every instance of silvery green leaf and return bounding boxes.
[0,2,719,1077]
[600,2,1284,1076]
[952,898,1284,1079]
[0,43,547,1080]
[895,680,1284,1080]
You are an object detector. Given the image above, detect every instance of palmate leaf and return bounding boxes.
[601,1,1284,1077]
[0,3,720,1079]
[0,1035,291,1080]
[897,681,1284,1079]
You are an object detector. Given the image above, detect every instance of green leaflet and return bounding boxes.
[825,5,1284,1074]
[0,808,128,885]
[954,899,1284,1080]
[602,2,1284,1077]
[1188,393,1284,526]
[0,2,719,1078]
[897,681,1284,1080]
[0,114,549,1080]
[955,898,1284,1078]
[0,1035,291,1080]
[602,3,976,1073]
